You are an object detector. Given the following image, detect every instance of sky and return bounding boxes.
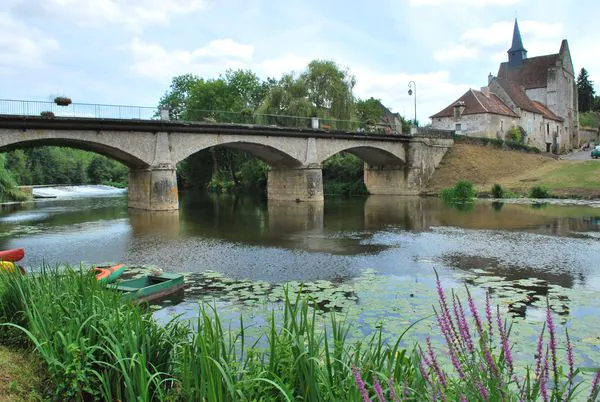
[1,0,599,124]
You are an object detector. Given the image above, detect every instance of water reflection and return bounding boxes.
[129,210,181,238]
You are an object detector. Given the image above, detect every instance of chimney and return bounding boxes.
[488,73,493,84]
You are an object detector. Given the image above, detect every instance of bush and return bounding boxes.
[491,183,504,199]
[508,125,522,143]
[529,185,551,199]
[441,180,477,202]
[40,111,55,118]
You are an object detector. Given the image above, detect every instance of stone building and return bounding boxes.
[431,19,578,153]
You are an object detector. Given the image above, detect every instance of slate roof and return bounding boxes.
[495,78,563,121]
[531,101,563,122]
[508,19,526,54]
[430,89,518,119]
[497,54,559,89]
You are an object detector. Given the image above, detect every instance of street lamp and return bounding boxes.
[408,81,417,126]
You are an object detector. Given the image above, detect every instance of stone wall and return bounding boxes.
[579,127,599,147]
[431,114,518,140]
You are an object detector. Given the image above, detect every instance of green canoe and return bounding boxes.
[111,272,185,303]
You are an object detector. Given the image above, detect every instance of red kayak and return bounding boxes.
[0,248,25,262]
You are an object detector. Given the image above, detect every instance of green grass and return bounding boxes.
[0,346,43,401]
[537,162,600,190]
[579,112,599,128]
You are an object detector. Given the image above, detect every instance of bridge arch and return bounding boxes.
[0,131,151,168]
[171,136,305,168]
[316,142,406,166]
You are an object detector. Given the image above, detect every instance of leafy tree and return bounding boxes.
[593,95,600,112]
[577,68,595,112]
[87,156,112,184]
[356,98,384,125]
[257,60,356,131]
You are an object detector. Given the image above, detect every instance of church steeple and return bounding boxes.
[507,18,527,66]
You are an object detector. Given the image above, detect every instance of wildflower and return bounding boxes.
[534,323,546,379]
[589,369,600,401]
[388,378,401,402]
[352,366,372,402]
[546,304,558,385]
[476,380,489,401]
[465,286,484,337]
[497,305,513,374]
[485,292,493,340]
[435,272,459,343]
[373,378,385,402]
[540,350,550,402]
[565,328,574,388]
[426,337,447,388]
[456,296,474,354]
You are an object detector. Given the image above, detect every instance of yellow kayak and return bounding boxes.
[0,261,18,273]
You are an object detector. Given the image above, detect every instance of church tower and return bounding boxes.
[507,19,527,66]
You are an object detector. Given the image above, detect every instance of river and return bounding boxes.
[1,189,600,368]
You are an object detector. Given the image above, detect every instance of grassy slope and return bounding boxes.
[0,346,43,402]
[427,143,600,197]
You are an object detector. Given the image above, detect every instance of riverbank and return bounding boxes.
[426,143,600,198]
[1,268,597,401]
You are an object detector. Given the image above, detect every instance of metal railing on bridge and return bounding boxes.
[0,99,453,138]
[0,99,159,120]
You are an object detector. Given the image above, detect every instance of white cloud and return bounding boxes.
[126,38,254,79]
[434,45,478,62]
[410,0,521,6]
[0,12,59,75]
[435,20,564,63]
[257,54,311,78]
[353,68,474,122]
[9,0,209,31]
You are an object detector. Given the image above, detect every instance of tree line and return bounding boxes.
[0,148,128,201]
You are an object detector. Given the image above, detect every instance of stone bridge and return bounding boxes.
[0,116,452,210]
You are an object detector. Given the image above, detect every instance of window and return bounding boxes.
[455,123,462,132]
[500,120,504,131]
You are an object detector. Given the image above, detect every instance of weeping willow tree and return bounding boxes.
[256,60,356,130]
[0,154,27,202]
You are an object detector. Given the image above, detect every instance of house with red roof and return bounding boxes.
[430,19,577,153]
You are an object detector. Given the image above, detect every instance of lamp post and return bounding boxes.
[408,81,417,126]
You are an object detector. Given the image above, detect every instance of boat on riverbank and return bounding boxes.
[93,264,126,284]
[110,272,185,303]
[0,248,24,262]
[0,248,26,274]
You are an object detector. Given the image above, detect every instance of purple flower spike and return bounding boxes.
[466,286,484,337]
[545,303,558,384]
[486,292,493,340]
[590,370,600,401]
[565,328,574,386]
[389,378,401,402]
[540,350,550,402]
[477,380,489,401]
[497,305,513,374]
[426,337,447,388]
[352,366,373,402]
[456,297,474,354]
[373,378,385,402]
[534,323,546,379]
